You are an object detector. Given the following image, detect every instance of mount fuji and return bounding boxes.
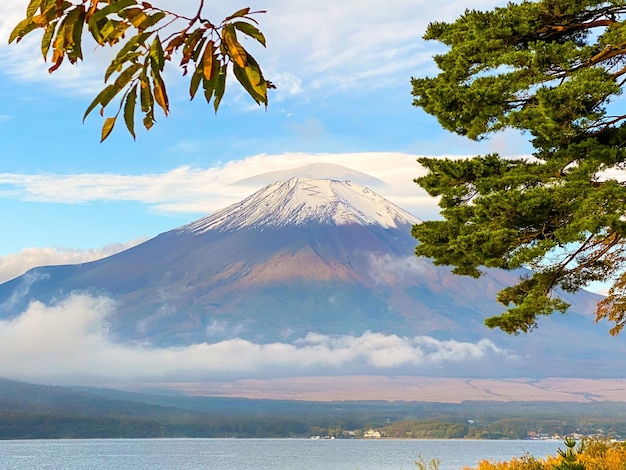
[0,174,624,380]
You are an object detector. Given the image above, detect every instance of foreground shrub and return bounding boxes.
[463,439,626,470]
[577,439,626,470]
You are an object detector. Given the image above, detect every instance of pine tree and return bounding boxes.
[412,0,626,335]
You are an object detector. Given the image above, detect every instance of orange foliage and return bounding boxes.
[577,439,626,470]
[463,440,626,470]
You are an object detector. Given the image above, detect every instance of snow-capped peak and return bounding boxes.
[180,177,421,234]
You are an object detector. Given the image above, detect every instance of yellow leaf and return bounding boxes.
[101,116,116,142]
[48,32,65,72]
[32,13,50,27]
[202,40,215,81]
[152,74,169,115]
[222,25,247,68]
[129,12,149,29]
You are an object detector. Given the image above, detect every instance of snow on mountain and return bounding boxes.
[181,177,421,234]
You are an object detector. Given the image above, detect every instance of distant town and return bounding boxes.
[306,420,624,441]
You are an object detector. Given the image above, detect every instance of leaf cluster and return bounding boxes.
[9,1,275,141]
[412,0,626,334]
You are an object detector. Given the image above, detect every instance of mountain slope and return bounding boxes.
[0,176,621,379]
[0,178,429,344]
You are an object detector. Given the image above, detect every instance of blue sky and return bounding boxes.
[0,0,534,281]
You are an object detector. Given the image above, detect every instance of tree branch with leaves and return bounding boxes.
[9,0,274,141]
[412,0,626,335]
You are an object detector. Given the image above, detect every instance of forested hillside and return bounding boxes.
[1,378,626,439]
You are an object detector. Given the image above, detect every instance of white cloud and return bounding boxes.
[0,270,49,314]
[257,0,509,97]
[0,152,439,217]
[271,72,303,99]
[367,253,433,284]
[0,2,136,96]
[0,239,147,284]
[2,152,545,227]
[0,293,512,383]
[0,1,514,99]
[0,8,104,96]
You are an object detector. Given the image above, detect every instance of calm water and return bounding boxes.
[0,438,562,470]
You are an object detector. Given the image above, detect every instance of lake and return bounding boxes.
[0,438,563,469]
